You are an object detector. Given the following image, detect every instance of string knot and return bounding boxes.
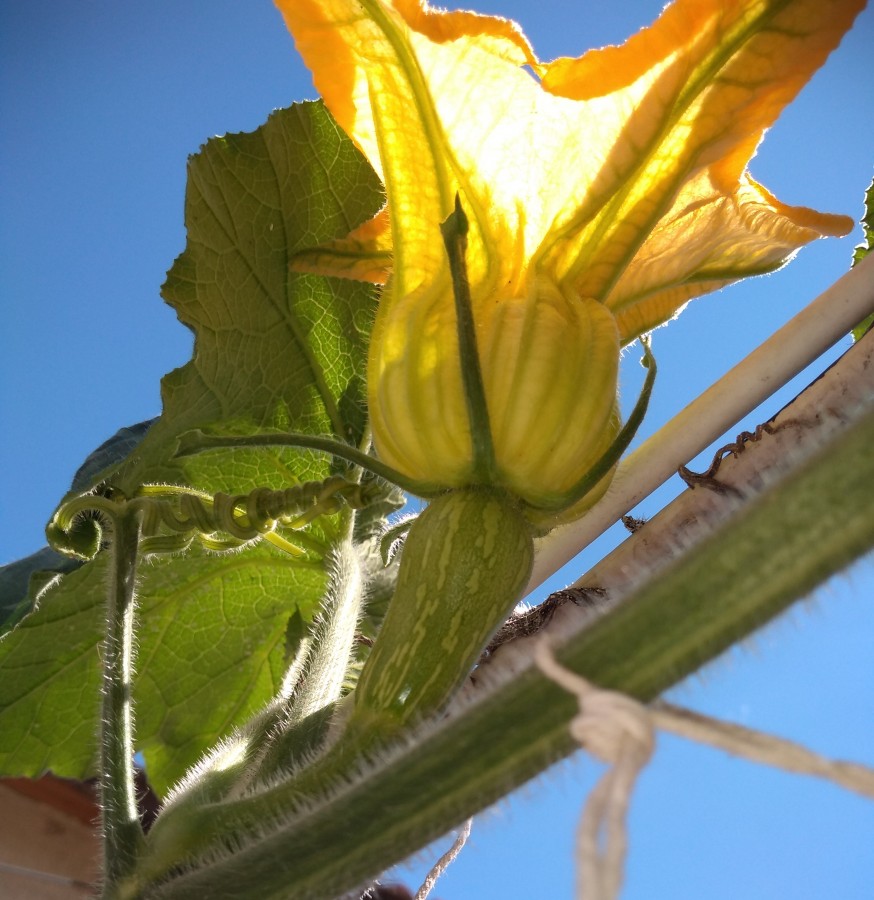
[535,640,654,900]
[535,641,654,768]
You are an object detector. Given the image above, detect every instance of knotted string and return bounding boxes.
[535,642,654,900]
[535,641,874,900]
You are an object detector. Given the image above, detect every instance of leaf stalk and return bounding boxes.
[100,505,145,897]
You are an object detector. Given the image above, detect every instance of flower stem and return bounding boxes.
[134,316,873,898]
[137,488,533,884]
[144,396,874,900]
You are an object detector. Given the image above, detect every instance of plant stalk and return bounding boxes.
[143,398,874,900]
[101,506,145,896]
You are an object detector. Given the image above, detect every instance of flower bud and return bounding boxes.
[368,274,621,514]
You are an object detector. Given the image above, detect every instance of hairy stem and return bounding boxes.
[138,488,533,884]
[245,539,366,787]
[101,506,145,896]
[142,399,874,900]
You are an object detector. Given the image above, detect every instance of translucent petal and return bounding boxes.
[290,207,393,284]
[610,172,854,343]
[540,0,862,304]
[277,0,860,311]
[275,0,538,301]
[276,0,863,502]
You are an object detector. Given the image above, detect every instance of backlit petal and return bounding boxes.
[275,0,538,303]
[539,0,862,304]
[276,0,864,506]
[278,0,861,311]
[291,207,393,284]
[610,172,854,342]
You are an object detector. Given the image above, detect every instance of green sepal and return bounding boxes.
[441,196,498,483]
[527,337,656,522]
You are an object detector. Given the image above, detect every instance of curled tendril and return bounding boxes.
[46,490,129,560]
[48,474,400,562]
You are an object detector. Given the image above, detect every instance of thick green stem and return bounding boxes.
[245,539,366,787]
[141,402,874,900]
[137,525,366,853]
[145,636,316,843]
[101,507,145,896]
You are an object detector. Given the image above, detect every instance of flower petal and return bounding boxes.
[481,281,621,505]
[277,0,863,507]
[275,0,539,301]
[368,277,475,488]
[290,207,393,284]
[278,0,860,313]
[367,273,622,506]
[538,0,864,303]
[610,171,854,343]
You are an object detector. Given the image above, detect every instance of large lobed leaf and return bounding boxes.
[0,101,384,793]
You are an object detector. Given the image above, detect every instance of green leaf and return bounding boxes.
[851,176,873,341]
[0,100,384,791]
[112,99,383,497]
[0,544,325,794]
[0,548,82,633]
[70,419,156,493]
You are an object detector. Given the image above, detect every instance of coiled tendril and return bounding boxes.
[49,475,402,561]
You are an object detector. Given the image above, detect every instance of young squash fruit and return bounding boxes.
[351,487,533,734]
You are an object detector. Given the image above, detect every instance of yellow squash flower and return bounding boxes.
[276,0,860,515]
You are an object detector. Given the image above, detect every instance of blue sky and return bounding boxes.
[1,1,872,897]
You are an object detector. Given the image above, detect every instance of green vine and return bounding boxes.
[47,474,402,561]
[62,499,145,898]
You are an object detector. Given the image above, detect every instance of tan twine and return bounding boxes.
[414,817,473,900]
[534,640,874,900]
